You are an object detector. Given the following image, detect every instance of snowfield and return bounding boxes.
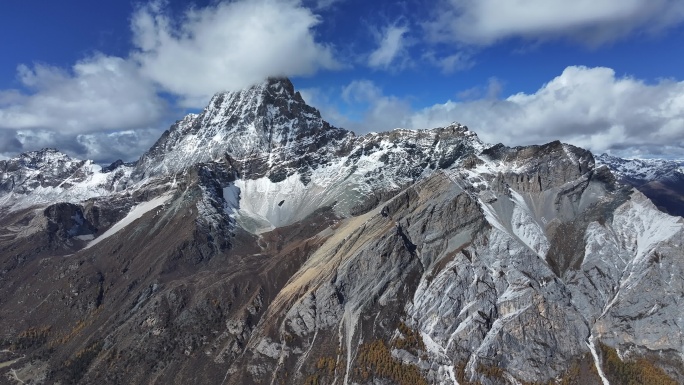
[85,193,174,249]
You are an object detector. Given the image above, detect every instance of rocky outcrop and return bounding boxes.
[43,203,98,247]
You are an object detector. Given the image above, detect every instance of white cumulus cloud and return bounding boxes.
[414,66,684,157]
[368,24,410,70]
[0,54,168,162]
[427,0,684,46]
[314,67,684,158]
[0,54,165,134]
[131,0,339,107]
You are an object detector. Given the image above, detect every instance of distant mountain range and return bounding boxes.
[596,154,684,217]
[0,78,682,385]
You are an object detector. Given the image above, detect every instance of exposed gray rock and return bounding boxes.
[0,78,682,385]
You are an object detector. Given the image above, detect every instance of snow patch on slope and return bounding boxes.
[234,174,332,233]
[232,144,403,234]
[222,184,240,217]
[592,191,684,320]
[587,335,611,385]
[612,192,682,263]
[509,190,550,258]
[85,192,173,249]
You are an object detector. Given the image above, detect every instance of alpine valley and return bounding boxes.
[0,78,683,385]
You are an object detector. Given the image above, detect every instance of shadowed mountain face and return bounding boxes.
[0,78,683,385]
[596,154,684,218]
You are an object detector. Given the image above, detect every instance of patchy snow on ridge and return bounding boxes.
[596,153,684,182]
[0,160,134,212]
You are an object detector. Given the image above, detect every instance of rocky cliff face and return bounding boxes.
[0,78,682,385]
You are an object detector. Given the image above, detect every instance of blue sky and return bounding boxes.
[1,0,684,163]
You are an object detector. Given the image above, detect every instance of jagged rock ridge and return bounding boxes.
[0,78,682,385]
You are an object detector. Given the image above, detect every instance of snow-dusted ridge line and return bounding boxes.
[596,153,684,181]
[0,152,135,212]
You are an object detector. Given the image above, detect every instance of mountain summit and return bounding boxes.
[135,77,350,180]
[0,78,683,385]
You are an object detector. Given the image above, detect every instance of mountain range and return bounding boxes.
[0,78,682,385]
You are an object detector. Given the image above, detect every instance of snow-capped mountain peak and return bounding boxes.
[595,153,684,182]
[0,148,134,212]
[596,153,684,217]
[134,77,349,179]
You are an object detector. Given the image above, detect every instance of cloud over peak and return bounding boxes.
[1,0,683,162]
[131,0,340,107]
[0,0,343,161]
